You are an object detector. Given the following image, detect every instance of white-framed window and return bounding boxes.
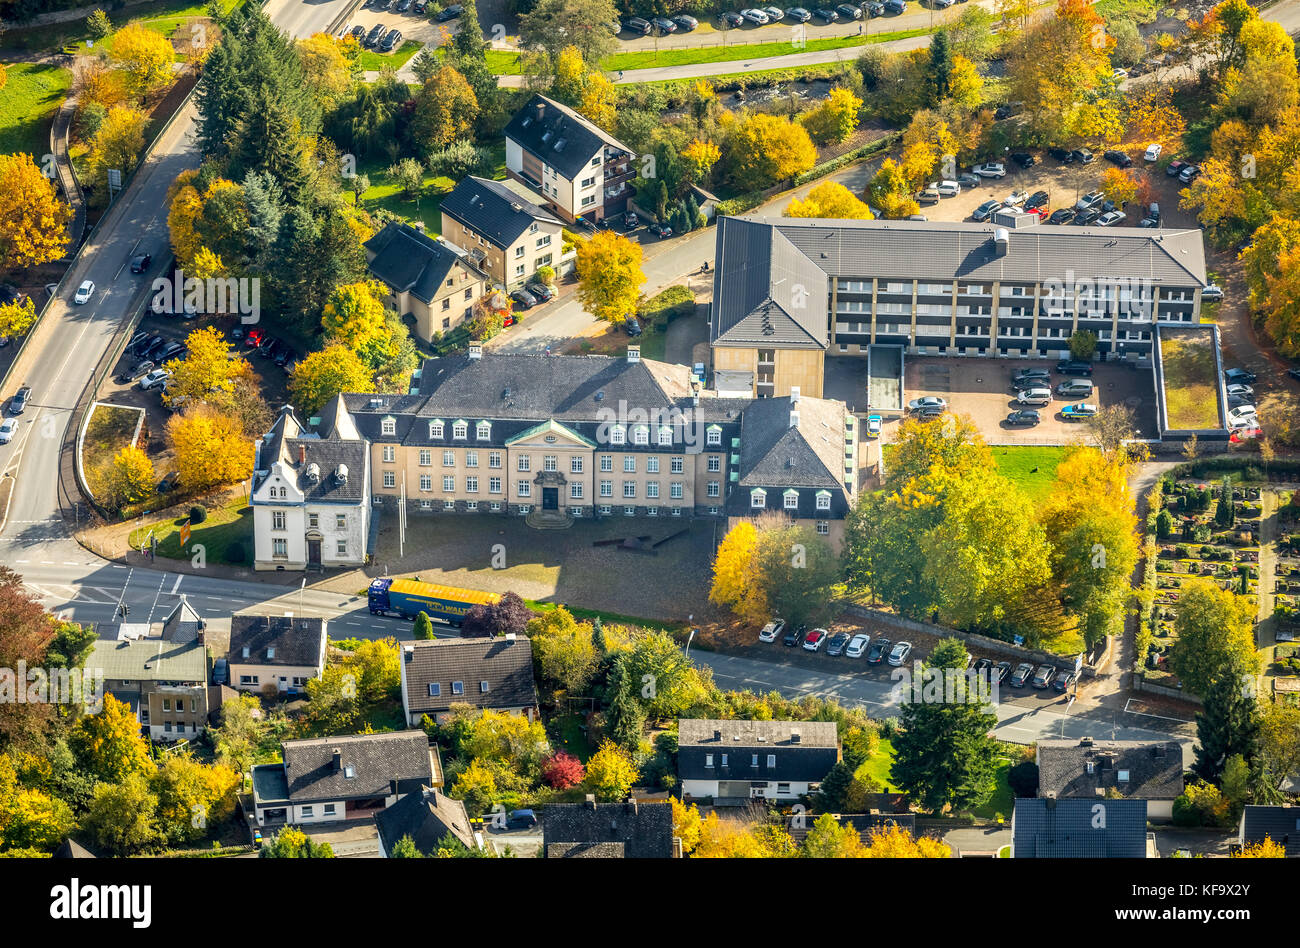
[633,426,649,445]
[518,455,531,471]
[489,477,502,494]
[670,457,683,474]
[272,510,285,530]
[623,481,636,498]
[429,420,444,438]
[518,504,531,514]
[671,506,682,517]
[476,421,491,440]
[382,445,395,463]
[784,489,799,510]
[571,506,582,517]
[600,455,613,472]
[489,451,502,468]
[419,499,432,509]
[623,456,636,473]
[382,417,396,436]
[708,455,721,472]
[599,480,613,497]
[383,471,396,488]
[610,426,626,445]
[707,481,720,497]
[443,450,455,467]
[599,505,612,515]
[816,520,830,535]
[543,455,557,472]
[623,505,635,516]
[418,449,432,466]
[466,450,478,468]
[708,505,720,516]
[647,506,659,517]
[751,488,766,508]
[570,483,583,499]
[335,538,347,555]
[706,426,722,446]
[443,499,455,510]
[443,476,455,492]
[453,420,468,439]
[490,502,502,512]
[466,476,478,493]
[657,426,673,446]
[670,482,683,500]
[767,754,776,768]
[419,474,433,491]
[467,500,479,511]
[570,457,583,474]
[816,491,832,510]
[646,482,660,499]
[518,482,531,497]
[646,456,659,474]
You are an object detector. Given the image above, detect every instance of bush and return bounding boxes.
[1007,761,1039,798]
[425,140,493,180]
[224,541,245,563]
[189,504,207,524]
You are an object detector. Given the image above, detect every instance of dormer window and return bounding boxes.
[610,425,626,445]
[430,420,444,439]
[657,426,672,446]
[476,421,491,440]
[633,426,649,446]
[453,420,468,439]
[266,647,276,660]
[816,490,832,511]
[381,416,396,437]
[706,425,722,446]
[751,489,766,509]
[783,490,799,510]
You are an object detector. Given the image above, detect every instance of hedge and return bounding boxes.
[1170,457,1300,482]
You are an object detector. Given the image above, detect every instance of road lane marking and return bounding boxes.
[170,575,183,595]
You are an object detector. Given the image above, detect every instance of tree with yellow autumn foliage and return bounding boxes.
[289,344,375,416]
[708,520,767,623]
[0,296,37,341]
[785,181,874,219]
[163,326,241,408]
[86,106,149,196]
[104,445,155,511]
[575,230,645,324]
[862,822,952,857]
[681,139,722,186]
[0,153,72,270]
[166,404,254,492]
[720,113,817,191]
[109,22,177,98]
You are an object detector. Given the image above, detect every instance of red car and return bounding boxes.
[801,628,828,652]
[244,328,264,349]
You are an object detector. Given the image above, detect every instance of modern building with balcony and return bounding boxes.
[504,94,636,225]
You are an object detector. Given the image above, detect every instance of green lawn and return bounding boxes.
[81,404,145,503]
[357,39,423,71]
[990,445,1066,506]
[1160,331,1221,430]
[485,27,927,75]
[1,0,245,52]
[0,62,73,157]
[128,495,253,565]
[860,737,897,792]
[548,712,595,761]
[355,158,455,234]
[971,757,1015,821]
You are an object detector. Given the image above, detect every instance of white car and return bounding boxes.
[1225,383,1254,398]
[1144,143,1162,162]
[73,280,95,304]
[1004,190,1029,206]
[937,180,961,197]
[758,619,785,643]
[845,633,871,658]
[866,414,882,437]
[1096,210,1126,227]
[1227,405,1258,425]
[137,368,171,391]
[741,7,769,23]
[1112,67,1129,80]
[0,418,17,444]
[972,162,1006,178]
[1017,386,1052,405]
[907,395,947,412]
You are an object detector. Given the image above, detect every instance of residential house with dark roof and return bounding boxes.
[226,614,327,695]
[250,730,440,827]
[250,401,370,571]
[678,718,839,803]
[1012,797,1153,858]
[709,215,1211,400]
[1037,737,1184,821]
[542,797,675,858]
[1237,805,1300,856]
[376,786,478,856]
[363,221,488,343]
[399,635,538,726]
[85,621,209,742]
[329,347,855,544]
[440,176,571,290]
[504,94,636,224]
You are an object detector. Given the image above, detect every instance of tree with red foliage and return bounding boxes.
[459,591,534,638]
[541,750,586,789]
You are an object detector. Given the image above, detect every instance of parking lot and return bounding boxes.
[900,355,1159,444]
[347,0,445,48]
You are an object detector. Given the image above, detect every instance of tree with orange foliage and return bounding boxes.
[0,153,72,270]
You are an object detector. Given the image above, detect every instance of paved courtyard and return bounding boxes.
[367,513,724,623]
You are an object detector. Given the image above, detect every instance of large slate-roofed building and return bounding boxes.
[542,798,674,858]
[1012,797,1151,858]
[364,221,488,343]
[440,176,570,290]
[376,787,477,856]
[1237,805,1300,856]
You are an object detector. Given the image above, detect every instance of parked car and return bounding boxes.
[916,186,941,205]
[1074,207,1101,226]
[1025,190,1049,211]
[972,162,1006,178]
[648,221,673,238]
[510,289,539,310]
[1227,405,1258,425]
[507,809,538,830]
[524,281,555,301]
[379,28,402,51]
[73,280,95,304]
[9,386,31,415]
[1061,402,1099,419]
[1003,189,1029,207]
[1013,366,1050,383]
[1144,143,1163,162]
[866,636,892,664]
[826,631,851,656]
[1053,670,1077,693]
[156,341,187,362]
[624,15,653,33]
[972,200,1003,222]
[1056,359,1093,375]
[866,414,882,437]
[863,0,886,14]
[138,369,171,391]
[1010,152,1037,169]
[350,24,365,40]
[274,346,295,368]
[786,5,812,19]
[1202,283,1223,302]
[244,327,265,349]
[845,633,871,658]
[1225,382,1254,398]
[114,361,153,384]
[1010,662,1035,687]
[414,0,428,11]
[1228,393,1253,409]
[126,331,153,354]
[764,5,786,17]
[993,661,1012,684]
[1031,664,1058,689]
[957,172,981,187]
[624,210,639,229]
[623,316,642,336]
[887,641,913,666]
[883,0,905,12]
[758,619,786,643]
[435,2,462,18]
[1017,387,1051,406]
[673,14,699,29]
[1105,149,1134,168]
[836,2,863,17]
[1166,159,1187,178]
[813,6,839,20]
[396,0,412,11]
[1006,409,1041,426]
[802,627,828,651]
[1048,147,1074,164]
[1048,208,1077,225]
[365,23,385,45]
[972,657,994,678]
[741,8,771,23]
[1071,148,1094,164]
[719,10,745,25]
[1075,190,1105,211]
[1096,210,1125,227]
[937,180,961,197]
[212,657,229,685]
[1224,367,1257,385]
[651,16,677,32]
[783,623,807,647]
[908,395,947,412]
[1179,163,1200,183]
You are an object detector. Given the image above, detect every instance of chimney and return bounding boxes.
[505,632,517,642]
[332,749,342,771]
[627,345,640,363]
[1080,736,1094,747]
[412,221,426,234]
[626,798,638,815]
[535,101,545,122]
[789,410,800,428]
[993,227,1010,258]
[468,343,483,361]
[298,444,306,465]
[403,645,414,662]
[584,794,597,810]
[790,386,800,404]
[713,729,722,741]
